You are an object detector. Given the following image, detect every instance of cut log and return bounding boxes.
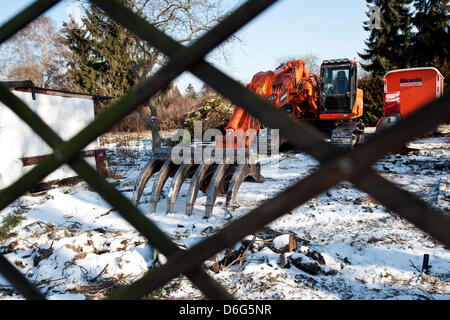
[272,234,297,254]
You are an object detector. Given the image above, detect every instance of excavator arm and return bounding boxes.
[217,59,320,149]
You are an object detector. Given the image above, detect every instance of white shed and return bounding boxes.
[0,81,110,190]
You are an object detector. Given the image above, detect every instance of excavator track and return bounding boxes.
[330,122,365,149]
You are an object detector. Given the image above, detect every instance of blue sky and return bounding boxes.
[0,0,372,92]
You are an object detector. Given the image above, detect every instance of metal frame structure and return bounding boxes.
[0,0,448,300]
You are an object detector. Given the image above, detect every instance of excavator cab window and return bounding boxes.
[320,62,356,114]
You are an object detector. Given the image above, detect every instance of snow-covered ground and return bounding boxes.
[0,127,449,300]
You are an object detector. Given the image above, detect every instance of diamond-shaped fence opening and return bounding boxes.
[0,0,449,300]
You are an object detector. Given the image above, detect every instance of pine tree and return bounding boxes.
[358,75,385,126]
[358,0,415,124]
[359,0,414,76]
[63,0,229,133]
[63,3,136,97]
[412,0,449,91]
[64,0,227,98]
[185,83,197,99]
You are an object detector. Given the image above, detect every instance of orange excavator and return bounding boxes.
[218,58,364,150]
[132,58,365,218]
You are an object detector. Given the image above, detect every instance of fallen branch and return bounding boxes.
[409,259,421,273]
[91,264,109,283]
[223,235,256,272]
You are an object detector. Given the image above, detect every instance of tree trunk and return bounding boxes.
[138,104,161,151]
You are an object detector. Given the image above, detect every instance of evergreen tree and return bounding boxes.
[185,83,197,99]
[63,0,228,133]
[358,0,415,125]
[358,75,385,126]
[63,3,136,97]
[64,0,227,98]
[412,0,449,91]
[359,0,414,76]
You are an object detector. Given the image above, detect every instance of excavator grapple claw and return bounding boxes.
[132,147,264,218]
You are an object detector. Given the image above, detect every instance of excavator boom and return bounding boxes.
[218,58,364,149]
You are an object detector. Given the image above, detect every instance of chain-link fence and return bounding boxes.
[0,0,449,300]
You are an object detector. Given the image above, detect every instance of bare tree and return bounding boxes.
[276,53,321,75]
[0,16,77,90]
[135,0,229,147]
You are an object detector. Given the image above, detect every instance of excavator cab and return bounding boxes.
[319,59,360,119]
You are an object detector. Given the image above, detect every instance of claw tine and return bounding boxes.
[204,164,230,218]
[186,163,211,216]
[226,163,264,208]
[132,158,162,205]
[166,163,193,214]
[225,164,249,208]
[250,163,265,183]
[149,159,176,213]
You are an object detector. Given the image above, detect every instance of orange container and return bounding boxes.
[383,67,445,118]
